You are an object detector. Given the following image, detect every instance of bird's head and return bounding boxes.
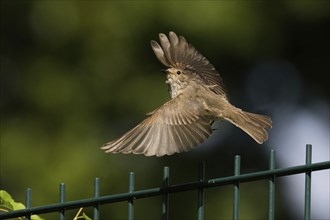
[161,67,194,84]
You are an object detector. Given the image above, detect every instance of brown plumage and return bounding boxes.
[102,31,272,156]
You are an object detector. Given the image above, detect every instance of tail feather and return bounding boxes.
[224,109,272,144]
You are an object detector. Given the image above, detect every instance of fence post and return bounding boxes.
[233,155,240,220]
[59,183,65,220]
[268,150,276,220]
[162,167,169,220]
[128,172,135,220]
[25,188,31,220]
[198,161,205,220]
[304,144,312,220]
[93,178,100,220]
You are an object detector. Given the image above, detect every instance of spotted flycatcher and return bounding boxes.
[102,32,272,156]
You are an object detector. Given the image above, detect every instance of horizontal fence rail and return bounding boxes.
[1,144,330,219]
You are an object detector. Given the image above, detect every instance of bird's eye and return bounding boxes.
[176,71,181,75]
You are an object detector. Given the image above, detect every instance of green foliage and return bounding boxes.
[0,190,92,220]
[0,190,44,220]
[73,208,92,220]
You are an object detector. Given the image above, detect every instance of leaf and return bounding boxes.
[1,190,14,210]
[0,190,23,211]
[31,214,45,220]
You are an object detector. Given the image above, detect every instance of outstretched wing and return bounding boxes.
[101,95,213,157]
[150,31,228,98]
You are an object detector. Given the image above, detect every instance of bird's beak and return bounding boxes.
[160,69,168,74]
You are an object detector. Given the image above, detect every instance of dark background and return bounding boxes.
[1,1,329,219]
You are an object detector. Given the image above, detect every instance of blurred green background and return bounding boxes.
[1,1,329,219]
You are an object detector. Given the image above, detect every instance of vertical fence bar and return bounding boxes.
[304,144,312,220]
[59,183,65,220]
[93,178,100,220]
[233,155,240,220]
[268,150,276,220]
[162,167,170,220]
[25,188,31,220]
[128,172,135,220]
[198,161,206,220]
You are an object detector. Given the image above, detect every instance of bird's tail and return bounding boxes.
[223,108,272,144]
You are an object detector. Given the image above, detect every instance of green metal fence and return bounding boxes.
[1,144,330,220]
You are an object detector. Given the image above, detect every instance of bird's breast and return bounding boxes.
[166,77,189,99]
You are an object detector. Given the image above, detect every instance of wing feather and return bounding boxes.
[102,95,213,156]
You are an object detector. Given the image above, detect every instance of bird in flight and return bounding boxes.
[102,31,272,156]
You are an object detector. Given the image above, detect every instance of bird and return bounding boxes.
[101,31,272,157]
